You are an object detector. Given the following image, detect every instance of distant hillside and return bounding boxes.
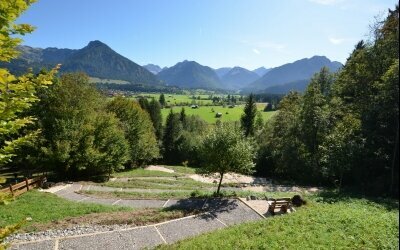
[214,67,232,78]
[60,41,159,85]
[263,79,310,94]
[220,67,260,90]
[0,41,160,86]
[158,60,222,89]
[253,67,271,77]
[143,64,163,74]
[246,56,342,91]
[0,45,77,75]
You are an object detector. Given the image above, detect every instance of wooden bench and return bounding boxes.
[268,197,292,215]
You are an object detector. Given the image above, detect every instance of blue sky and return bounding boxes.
[17,0,396,69]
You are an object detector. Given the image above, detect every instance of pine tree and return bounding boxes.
[159,93,166,107]
[240,94,258,137]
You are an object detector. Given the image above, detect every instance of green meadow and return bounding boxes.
[161,105,276,123]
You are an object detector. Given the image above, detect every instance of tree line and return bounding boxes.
[254,6,398,196]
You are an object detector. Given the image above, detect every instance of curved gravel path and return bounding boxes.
[10,184,264,250]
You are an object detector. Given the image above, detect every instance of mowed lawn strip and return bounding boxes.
[157,196,399,249]
[103,177,215,190]
[114,169,181,178]
[0,190,130,228]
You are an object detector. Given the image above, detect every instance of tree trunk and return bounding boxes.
[216,172,224,194]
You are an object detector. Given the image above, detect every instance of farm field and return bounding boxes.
[161,106,276,123]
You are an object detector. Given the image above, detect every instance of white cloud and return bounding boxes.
[252,48,260,54]
[329,37,345,45]
[329,36,355,45]
[309,0,345,5]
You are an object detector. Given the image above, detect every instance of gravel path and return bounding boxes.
[10,184,264,250]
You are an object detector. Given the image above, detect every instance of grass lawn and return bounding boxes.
[161,106,276,124]
[103,177,215,190]
[114,169,181,178]
[113,166,198,178]
[0,190,130,228]
[158,193,399,249]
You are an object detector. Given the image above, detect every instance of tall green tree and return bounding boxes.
[240,94,258,137]
[300,67,334,177]
[107,97,159,167]
[162,110,183,164]
[159,93,166,107]
[0,0,57,165]
[38,73,128,179]
[138,97,163,140]
[198,123,255,194]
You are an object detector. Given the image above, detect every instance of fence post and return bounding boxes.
[9,184,14,197]
[25,178,29,191]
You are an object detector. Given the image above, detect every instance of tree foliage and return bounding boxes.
[37,73,128,179]
[256,5,399,196]
[107,96,159,167]
[198,123,255,193]
[240,94,257,137]
[0,0,58,165]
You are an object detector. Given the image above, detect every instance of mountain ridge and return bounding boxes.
[245,55,342,92]
[157,60,222,89]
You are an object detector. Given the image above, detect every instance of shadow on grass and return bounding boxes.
[313,189,399,211]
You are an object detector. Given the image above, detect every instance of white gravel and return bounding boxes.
[6,224,134,243]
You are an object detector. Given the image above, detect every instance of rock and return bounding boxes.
[250,195,257,200]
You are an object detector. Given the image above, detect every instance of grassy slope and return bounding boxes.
[114,169,181,178]
[103,177,214,190]
[0,190,130,227]
[159,196,399,249]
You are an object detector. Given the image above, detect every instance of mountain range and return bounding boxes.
[1,40,343,93]
[246,56,342,92]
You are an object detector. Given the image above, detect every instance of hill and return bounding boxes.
[246,56,342,92]
[220,67,260,90]
[263,79,310,94]
[157,60,222,89]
